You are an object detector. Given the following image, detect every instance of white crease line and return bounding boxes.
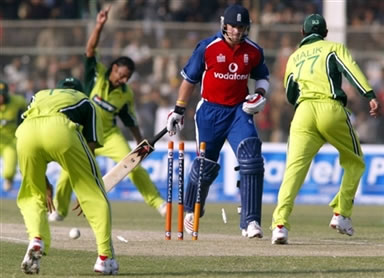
[0,236,29,243]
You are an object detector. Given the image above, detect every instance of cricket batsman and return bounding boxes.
[166,4,270,238]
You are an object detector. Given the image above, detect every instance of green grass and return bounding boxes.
[1,199,384,277]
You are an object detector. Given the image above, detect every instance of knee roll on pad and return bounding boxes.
[189,157,221,184]
[237,137,263,174]
[184,157,221,216]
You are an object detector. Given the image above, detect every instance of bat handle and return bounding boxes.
[149,127,168,146]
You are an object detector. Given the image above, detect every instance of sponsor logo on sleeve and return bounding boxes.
[92,95,116,112]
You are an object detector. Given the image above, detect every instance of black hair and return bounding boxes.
[109,56,135,72]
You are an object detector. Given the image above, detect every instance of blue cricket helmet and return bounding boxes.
[221,4,251,41]
[223,4,250,26]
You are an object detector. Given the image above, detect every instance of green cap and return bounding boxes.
[56,77,84,92]
[0,80,9,96]
[303,14,327,35]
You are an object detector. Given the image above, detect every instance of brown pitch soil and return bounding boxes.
[2,223,383,257]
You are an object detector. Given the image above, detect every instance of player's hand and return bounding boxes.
[72,199,83,216]
[167,109,184,136]
[369,98,380,118]
[242,93,266,114]
[45,181,55,214]
[97,5,111,25]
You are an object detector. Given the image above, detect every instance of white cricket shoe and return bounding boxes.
[247,221,263,238]
[48,211,64,222]
[241,229,248,237]
[21,238,44,274]
[94,256,119,275]
[184,212,194,235]
[157,201,167,217]
[329,214,354,236]
[242,221,263,238]
[271,225,288,244]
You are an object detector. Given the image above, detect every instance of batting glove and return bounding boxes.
[167,106,185,136]
[242,93,266,114]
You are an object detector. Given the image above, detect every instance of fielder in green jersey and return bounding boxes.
[50,6,165,222]
[16,77,118,274]
[271,14,380,245]
[0,80,27,192]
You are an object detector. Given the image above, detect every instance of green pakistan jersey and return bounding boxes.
[284,34,376,107]
[22,88,103,146]
[52,56,165,218]
[84,56,137,138]
[16,87,113,256]
[0,94,27,144]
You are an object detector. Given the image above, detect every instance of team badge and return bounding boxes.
[244,54,249,65]
[217,53,226,63]
[237,13,242,22]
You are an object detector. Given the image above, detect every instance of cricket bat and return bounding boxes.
[103,127,168,192]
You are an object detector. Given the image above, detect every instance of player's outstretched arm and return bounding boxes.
[86,5,111,57]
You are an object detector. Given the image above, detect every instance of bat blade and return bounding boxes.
[102,127,168,192]
[103,140,153,192]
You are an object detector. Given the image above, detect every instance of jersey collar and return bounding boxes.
[219,31,245,51]
[299,33,324,47]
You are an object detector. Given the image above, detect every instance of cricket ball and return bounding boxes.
[69,228,81,239]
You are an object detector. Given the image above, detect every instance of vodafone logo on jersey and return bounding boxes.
[214,62,249,80]
[228,63,238,72]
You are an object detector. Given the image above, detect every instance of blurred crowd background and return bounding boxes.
[1,0,383,143]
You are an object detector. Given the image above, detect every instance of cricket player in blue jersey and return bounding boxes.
[167,4,270,238]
